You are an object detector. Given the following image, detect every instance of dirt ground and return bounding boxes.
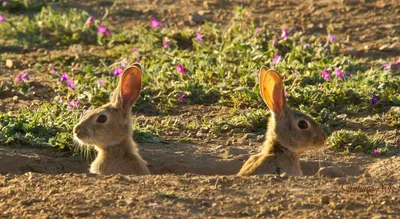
[1,0,399,218]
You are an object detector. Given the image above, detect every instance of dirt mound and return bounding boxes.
[367,156,400,179]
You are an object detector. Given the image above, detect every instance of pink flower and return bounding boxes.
[0,14,5,22]
[136,57,141,63]
[329,34,335,43]
[132,47,138,53]
[163,40,169,49]
[98,24,111,36]
[321,70,331,81]
[176,64,186,73]
[113,67,124,77]
[335,69,344,79]
[121,59,127,67]
[383,64,391,70]
[60,72,69,81]
[67,80,74,90]
[2,1,7,7]
[272,40,277,47]
[272,55,281,65]
[98,79,104,87]
[281,28,289,39]
[86,16,94,27]
[396,58,400,65]
[372,149,380,156]
[256,27,262,34]
[178,94,186,102]
[196,33,203,42]
[50,66,56,74]
[371,96,378,105]
[15,74,24,83]
[150,18,161,28]
[67,99,80,110]
[304,43,311,49]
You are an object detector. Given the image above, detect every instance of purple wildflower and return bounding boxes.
[113,67,124,77]
[321,70,331,81]
[136,57,141,63]
[121,59,127,67]
[98,79,104,87]
[178,94,186,102]
[22,72,29,80]
[163,40,169,49]
[372,149,380,156]
[281,28,289,39]
[67,80,74,90]
[329,34,335,43]
[383,64,391,70]
[86,16,94,27]
[304,43,311,49]
[323,45,329,51]
[396,58,400,65]
[371,96,378,105]
[0,14,5,22]
[67,99,80,110]
[256,27,262,34]
[176,64,186,73]
[272,55,281,65]
[98,24,111,36]
[335,69,344,79]
[196,33,203,42]
[15,74,24,83]
[60,72,69,82]
[2,1,7,6]
[132,47,138,53]
[150,18,161,28]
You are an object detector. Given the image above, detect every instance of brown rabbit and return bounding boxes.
[73,64,150,175]
[237,67,327,176]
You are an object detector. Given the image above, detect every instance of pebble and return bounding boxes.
[242,133,256,140]
[256,135,265,142]
[321,195,330,204]
[317,166,345,178]
[334,177,346,185]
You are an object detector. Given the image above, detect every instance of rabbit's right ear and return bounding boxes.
[111,64,142,112]
[259,67,287,116]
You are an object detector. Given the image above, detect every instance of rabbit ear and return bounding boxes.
[259,67,287,116]
[112,64,142,111]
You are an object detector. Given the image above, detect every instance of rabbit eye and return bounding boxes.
[298,120,308,129]
[96,115,107,123]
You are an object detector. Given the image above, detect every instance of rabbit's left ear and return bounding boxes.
[259,67,287,116]
[112,64,142,111]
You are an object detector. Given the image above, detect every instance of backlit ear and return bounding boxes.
[259,67,287,116]
[112,65,142,111]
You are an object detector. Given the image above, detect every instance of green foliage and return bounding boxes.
[0,6,100,45]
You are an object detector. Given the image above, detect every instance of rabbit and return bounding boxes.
[73,63,150,175]
[237,67,327,176]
